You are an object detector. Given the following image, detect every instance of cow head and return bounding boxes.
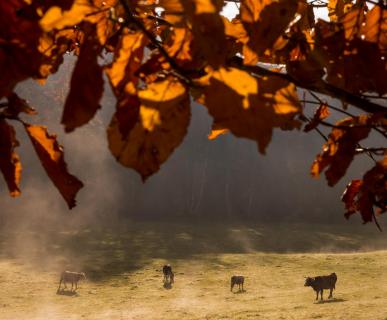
[304,277,314,287]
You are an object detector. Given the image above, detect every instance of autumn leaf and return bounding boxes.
[304,103,330,132]
[0,120,21,197]
[311,115,372,186]
[164,27,193,66]
[190,13,228,66]
[202,67,301,153]
[208,122,229,140]
[0,0,43,98]
[313,20,387,95]
[105,31,146,97]
[341,179,363,216]
[159,0,186,26]
[62,26,104,132]
[85,0,118,46]
[240,0,298,64]
[24,124,84,208]
[1,93,37,119]
[360,5,387,52]
[342,157,387,224]
[328,0,353,22]
[40,0,93,31]
[107,79,191,180]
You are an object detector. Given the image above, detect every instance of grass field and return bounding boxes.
[1,221,387,320]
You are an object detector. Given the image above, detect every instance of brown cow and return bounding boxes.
[231,275,244,292]
[304,273,337,300]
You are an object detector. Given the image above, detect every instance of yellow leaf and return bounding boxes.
[240,0,298,64]
[105,31,146,96]
[202,67,301,153]
[107,79,191,179]
[40,0,91,31]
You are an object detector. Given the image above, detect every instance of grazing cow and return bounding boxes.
[163,264,174,284]
[304,273,337,300]
[58,271,86,292]
[230,275,244,292]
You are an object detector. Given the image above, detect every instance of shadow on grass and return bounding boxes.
[163,282,173,289]
[315,298,346,304]
[1,220,387,282]
[56,289,79,297]
[233,289,246,294]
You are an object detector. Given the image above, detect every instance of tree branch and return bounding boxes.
[119,0,192,85]
[227,56,387,115]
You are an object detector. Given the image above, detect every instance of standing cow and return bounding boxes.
[163,264,174,284]
[58,271,86,292]
[231,275,245,292]
[304,273,337,300]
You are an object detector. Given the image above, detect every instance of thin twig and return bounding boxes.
[119,0,192,85]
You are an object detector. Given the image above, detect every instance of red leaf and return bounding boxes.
[62,26,104,132]
[311,115,372,186]
[342,179,362,218]
[0,119,21,196]
[24,124,83,208]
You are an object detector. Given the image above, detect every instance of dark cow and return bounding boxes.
[162,264,174,284]
[304,273,337,300]
[230,275,244,292]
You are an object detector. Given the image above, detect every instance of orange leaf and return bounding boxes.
[360,5,387,52]
[40,0,94,31]
[240,0,298,64]
[202,67,301,153]
[164,27,193,65]
[208,122,229,140]
[304,103,330,132]
[24,124,83,208]
[0,119,21,197]
[62,26,104,132]
[328,0,353,22]
[107,79,191,180]
[105,31,146,97]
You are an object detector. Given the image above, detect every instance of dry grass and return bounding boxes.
[1,222,387,320]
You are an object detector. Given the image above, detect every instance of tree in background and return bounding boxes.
[0,0,385,226]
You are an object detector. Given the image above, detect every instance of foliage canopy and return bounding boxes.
[0,0,386,226]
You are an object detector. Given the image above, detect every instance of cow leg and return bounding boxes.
[320,290,324,301]
[75,281,78,291]
[329,288,333,299]
[315,290,319,300]
[58,279,62,291]
[242,283,244,291]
